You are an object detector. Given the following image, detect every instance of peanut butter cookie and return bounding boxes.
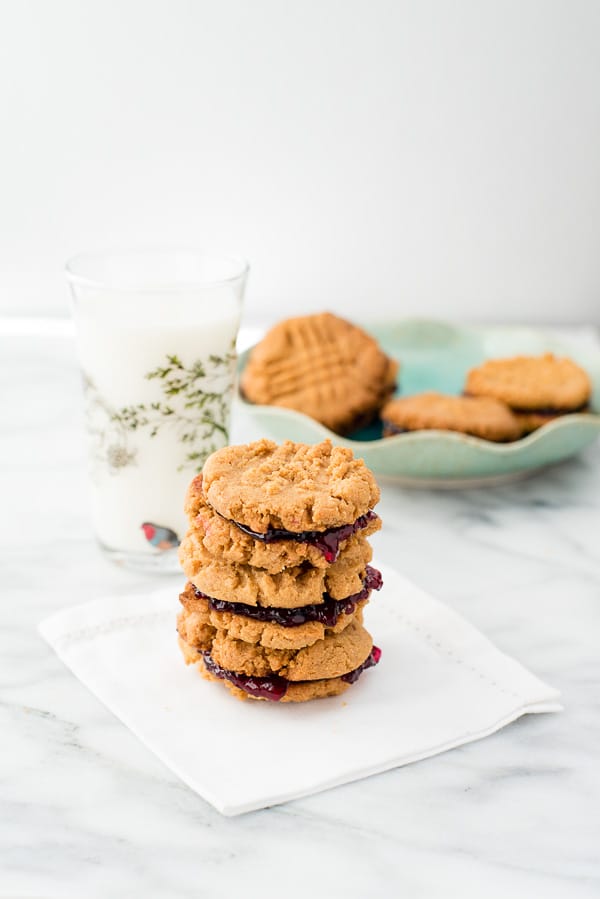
[179,636,381,702]
[381,392,521,441]
[179,526,373,606]
[178,566,381,650]
[465,353,591,432]
[184,470,380,572]
[201,439,380,532]
[240,312,398,434]
[206,617,372,680]
[178,591,366,651]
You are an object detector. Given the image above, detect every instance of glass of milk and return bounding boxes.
[66,249,248,572]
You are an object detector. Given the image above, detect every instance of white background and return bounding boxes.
[1,0,600,323]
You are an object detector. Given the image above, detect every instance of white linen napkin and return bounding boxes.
[38,564,561,816]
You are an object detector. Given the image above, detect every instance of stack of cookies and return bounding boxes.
[177,439,383,702]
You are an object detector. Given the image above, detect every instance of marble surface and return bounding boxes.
[2,324,600,898]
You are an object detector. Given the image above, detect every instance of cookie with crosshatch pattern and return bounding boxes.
[240,312,398,434]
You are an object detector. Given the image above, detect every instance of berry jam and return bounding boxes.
[196,565,383,628]
[202,652,288,700]
[230,510,379,563]
[202,644,382,701]
[510,403,589,415]
[341,645,382,684]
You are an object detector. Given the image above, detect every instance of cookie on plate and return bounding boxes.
[381,392,522,442]
[465,353,591,433]
[240,312,398,434]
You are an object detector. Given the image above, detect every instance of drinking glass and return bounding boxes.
[66,249,248,572]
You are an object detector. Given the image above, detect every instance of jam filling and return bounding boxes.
[510,403,589,415]
[229,510,379,563]
[202,645,382,701]
[202,651,288,701]
[195,565,383,628]
[341,644,382,683]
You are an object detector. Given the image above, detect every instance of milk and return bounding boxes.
[72,286,242,564]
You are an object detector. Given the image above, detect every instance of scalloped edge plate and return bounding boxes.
[236,321,600,486]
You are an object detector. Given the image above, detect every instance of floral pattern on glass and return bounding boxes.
[82,348,237,480]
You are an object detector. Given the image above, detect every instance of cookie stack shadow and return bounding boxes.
[176,440,383,703]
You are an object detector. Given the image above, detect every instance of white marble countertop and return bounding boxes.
[2,324,600,898]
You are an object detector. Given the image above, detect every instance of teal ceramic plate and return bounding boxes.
[237,321,600,486]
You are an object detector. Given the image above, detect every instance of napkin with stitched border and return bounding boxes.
[39,563,561,815]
